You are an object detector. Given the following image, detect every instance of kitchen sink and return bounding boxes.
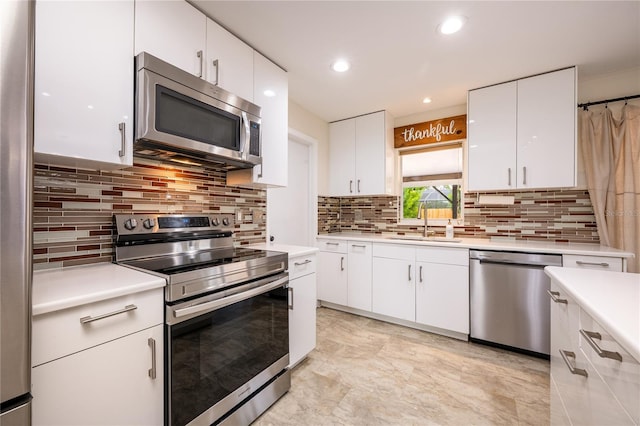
[388,236,463,243]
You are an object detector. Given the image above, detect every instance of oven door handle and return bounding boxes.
[173,276,288,319]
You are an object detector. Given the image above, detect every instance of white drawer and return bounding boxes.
[563,254,623,272]
[372,243,415,261]
[416,246,469,266]
[289,254,317,280]
[317,239,347,253]
[580,309,640,424]
[33,288,163,366]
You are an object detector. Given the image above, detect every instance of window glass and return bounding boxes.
[400,145,463,223]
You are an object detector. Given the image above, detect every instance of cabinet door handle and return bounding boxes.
[559,350,588,377]
[579,329,623,361]
[349,180,353,193]
[294,259,312,266]
[547,290,568,304]
[419,265,423,283]
[340,256,345,271]
[408,264,412,281]
[196,50,203,78]
[80,304,137,324]
[357,179,361,193]
[522,166,527,185]
[148,338,157,379]
[118,122,126,158]
[507,168,511,186]
[288,287,294,310]
[212,59,219,85]
[575,260,610,267]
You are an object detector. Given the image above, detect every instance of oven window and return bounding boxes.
[156,85,240,150]
[168,286,288,426]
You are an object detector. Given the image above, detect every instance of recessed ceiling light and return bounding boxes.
[439,16,466,35]
[422,97,432,104]
[263,89,276,97]
[331,59,350,73]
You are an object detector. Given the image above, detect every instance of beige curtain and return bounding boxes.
[580,103,640,273]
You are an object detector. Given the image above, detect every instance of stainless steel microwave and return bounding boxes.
[134,52,261,168]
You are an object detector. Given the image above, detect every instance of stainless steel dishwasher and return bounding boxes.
[469,250,562,357]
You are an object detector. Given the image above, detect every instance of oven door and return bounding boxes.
[166,273,289,426]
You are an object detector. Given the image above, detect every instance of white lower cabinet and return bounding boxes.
[317,245,348,306]
[549,280,636,425]
[372,244,415,321]
[32,325,163,426]
[347,242,373,311]
[32,288,164,425]
[288,253,317,367]
[415,247,469,334]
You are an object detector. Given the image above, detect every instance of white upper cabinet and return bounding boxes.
[516,68,576,189]
[34,0,134,169]
[467,82,517,191]
[134,0,206,77]
[227,52,288,187]
[329,119,357,196]
[329,111,396,196]
[206,18,254,102]
[467,67,576,191]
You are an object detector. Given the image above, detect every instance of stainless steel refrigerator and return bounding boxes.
[0,0,34,424]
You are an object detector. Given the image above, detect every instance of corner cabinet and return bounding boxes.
[467,67,576,191]
[32,288,164,425]
[329,111,396,196]
[34,0,134,169]
[227,52,289,187]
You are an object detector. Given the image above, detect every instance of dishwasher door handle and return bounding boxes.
[477,258,551,269]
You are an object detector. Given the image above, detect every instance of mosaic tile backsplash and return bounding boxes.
[318,189,600,244]
[33,158,266,270]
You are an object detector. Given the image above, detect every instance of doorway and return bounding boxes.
[267,130,317,246]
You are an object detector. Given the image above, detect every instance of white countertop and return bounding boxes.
[545,266,640,362]
[317,233,634,258]
[33,263,166,316]
[246,243,319,258]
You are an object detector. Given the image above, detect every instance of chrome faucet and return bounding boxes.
[418,201,435,237]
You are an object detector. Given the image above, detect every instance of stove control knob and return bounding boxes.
[142,218,156,229]
[211,217,220,227]
[222,217,230,226]
[123,218,138,230]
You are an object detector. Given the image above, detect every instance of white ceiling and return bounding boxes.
[190,1,640,123]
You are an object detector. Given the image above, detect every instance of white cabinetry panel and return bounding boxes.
[288,266,317,367]
[134,0,206,77]
[32,325,163,426]
[329,119,357,196]
[317,251,348,305]
[34,0,134,169]
[347,242,372,312]
[206,18,254,102]
[467,81,517,191]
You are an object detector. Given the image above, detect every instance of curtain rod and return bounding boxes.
[578,94,640,110]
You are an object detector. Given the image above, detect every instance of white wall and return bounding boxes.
[288,99,330,194]
[578,66,640,105]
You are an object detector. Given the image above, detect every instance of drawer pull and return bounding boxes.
[79,304,137,324]
[547,290,568,304]
[351,244,366,248]
[294,259,312,266]
[148,338,157,380]
[325,242,339,246]
[579,329,623,361]
[575,260,610,267]
[559,350,588,377]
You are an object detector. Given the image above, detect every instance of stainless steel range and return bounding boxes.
[114,214,290,426]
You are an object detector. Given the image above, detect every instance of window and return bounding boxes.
[400,143,463,224]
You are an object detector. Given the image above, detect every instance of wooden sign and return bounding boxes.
[394,114,467,148]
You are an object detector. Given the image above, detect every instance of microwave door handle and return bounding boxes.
[242,112,262,178]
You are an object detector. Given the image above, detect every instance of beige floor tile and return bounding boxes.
[254,307,550,426]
